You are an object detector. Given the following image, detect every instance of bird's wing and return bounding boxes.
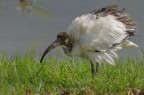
[91,5,137,35]
[69,5,137,52]
[78,14,128,52]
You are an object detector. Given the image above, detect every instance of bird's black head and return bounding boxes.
[57,32,70,45]
[40,32,70,63]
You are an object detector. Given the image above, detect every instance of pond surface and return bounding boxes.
[0,0,144,59]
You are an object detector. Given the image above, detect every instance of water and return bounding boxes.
[0,0,144,59]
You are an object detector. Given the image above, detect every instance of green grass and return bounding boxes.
[0,52,144,95]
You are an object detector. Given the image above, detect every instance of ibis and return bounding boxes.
[40,5,138,76]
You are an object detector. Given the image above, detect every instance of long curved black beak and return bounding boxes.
[40,39,61,63]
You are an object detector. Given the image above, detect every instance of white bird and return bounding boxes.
[40,5,138,76]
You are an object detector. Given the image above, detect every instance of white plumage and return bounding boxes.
[68,13,138,65]
[40,5,138,75]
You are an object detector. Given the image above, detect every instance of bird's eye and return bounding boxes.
[61,37,66,41]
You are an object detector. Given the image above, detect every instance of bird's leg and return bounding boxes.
[90,61,100,77]
[90,61,96,77]
[96,62,99,73]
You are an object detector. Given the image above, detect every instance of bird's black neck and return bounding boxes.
[62,40,73,55]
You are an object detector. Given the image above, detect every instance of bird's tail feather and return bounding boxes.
[111,40,138,52]
[122,40,138,48]
[89,40,138,65]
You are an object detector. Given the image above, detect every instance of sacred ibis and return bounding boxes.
[40,5,138,76]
